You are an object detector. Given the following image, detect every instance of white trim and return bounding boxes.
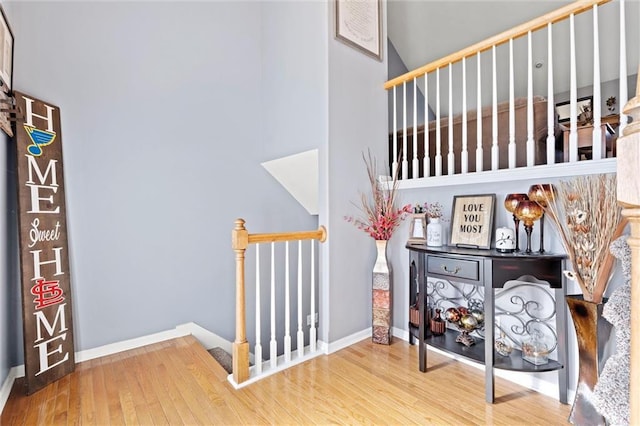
[1,322,574,412]
[75,326,190,364]
[0,366,19,416]
[227,328,372,389]
[175,322,232,353]
[392,326,410,341]
[0,322,230,416]
[227,346,325,389]
[8,321,231,378]
[393,328,575,403]
[324,327,371,354]
[398,158,616,189]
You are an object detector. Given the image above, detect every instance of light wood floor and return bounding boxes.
[1,335,570,425]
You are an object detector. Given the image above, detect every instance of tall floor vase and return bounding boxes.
[372,240,392,344]
[566,295,612,426]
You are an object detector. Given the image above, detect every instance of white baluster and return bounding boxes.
[569,13,578,163]
[284,241,291,362]
[255,244,262,374]
[462,57,468,174]
[423,72,430,177]
[476,51,483,172]
[413,77,419,178]
[297,241,304,359]
[619,0,628,133]
[270,242,277,369]
[508,38,516,169]
[592,4,603,161]
[492,45,499,170]
[527,31,534,167]
[392,86,398,176]
[546,22,556,165]
[402,81,409,179]
[310,240,316,352]
[448,64,454,175]
[436,68,442,176]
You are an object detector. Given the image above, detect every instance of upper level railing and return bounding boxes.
[385,0,634,188]
[230,218,326,387]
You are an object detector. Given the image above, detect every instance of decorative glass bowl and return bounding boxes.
[444,306,484,347]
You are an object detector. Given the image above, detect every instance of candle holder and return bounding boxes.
[504,193,529,252]
[528,184,554,253]
[514,200,544,253]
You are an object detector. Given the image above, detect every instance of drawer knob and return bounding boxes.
[441,265,461,275]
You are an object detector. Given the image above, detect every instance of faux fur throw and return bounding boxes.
[592,236,630,425]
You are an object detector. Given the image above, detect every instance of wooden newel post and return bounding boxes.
[231,218,250,383]
[616,70,640,425]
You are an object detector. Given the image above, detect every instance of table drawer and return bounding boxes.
[427,255,479,281]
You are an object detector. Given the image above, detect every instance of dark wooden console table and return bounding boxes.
[406,243,568,404]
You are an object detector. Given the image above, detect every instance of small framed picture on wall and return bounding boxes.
[335,0,382,61]
[0,5,13,91]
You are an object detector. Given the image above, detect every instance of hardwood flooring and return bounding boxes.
[1,335,570,425]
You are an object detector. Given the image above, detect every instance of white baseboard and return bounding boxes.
[1,322,573,415]
[0,322,233,416]
[7,321,230,379]
[75,326,191,364]
[0,366,19,417]
[323,327,371,354]
[393,328,574,403]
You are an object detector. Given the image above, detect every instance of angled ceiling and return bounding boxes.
[261,149,319,215]
[388,0,639,115]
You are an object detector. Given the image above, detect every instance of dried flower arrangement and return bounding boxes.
[345,151,411,241]
[542,174,627,303]
[414,201,445,219]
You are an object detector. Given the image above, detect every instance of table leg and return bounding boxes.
[484,264,495,403]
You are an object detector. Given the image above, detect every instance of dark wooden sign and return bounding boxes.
[14,91,75,395]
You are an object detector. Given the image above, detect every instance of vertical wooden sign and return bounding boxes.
[14,91,75,395]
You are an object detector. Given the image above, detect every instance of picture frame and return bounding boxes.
[0,5,12,91]
[555,96,592,124]
[408,213,427,244]
[449,194,496,249]
[335,0,382,61]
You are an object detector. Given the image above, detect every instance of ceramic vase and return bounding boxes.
[430,308,446,335]
[427,217,443,247]
[372,240,392,344]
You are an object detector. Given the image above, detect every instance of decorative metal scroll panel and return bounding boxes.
[425,278,558,355]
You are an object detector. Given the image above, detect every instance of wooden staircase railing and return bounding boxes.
[384,0,631,185]
[231,218,327,386]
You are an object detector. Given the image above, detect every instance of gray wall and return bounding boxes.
[250,1,328,357]
[388,39,434,131]
[3,0,320,368]
[324,0,390,343]
[0,0,16,391]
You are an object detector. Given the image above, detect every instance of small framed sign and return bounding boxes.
[555,96,592,124]
[450,194,496,249]
[408,213,427,244]
[335,0,382,61]
[0,5,13,90]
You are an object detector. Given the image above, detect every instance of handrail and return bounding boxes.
[248,227,327,245]
[231,218,326,384]
[384,0,611,90]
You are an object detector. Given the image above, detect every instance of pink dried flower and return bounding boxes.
[345,151,410,241]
